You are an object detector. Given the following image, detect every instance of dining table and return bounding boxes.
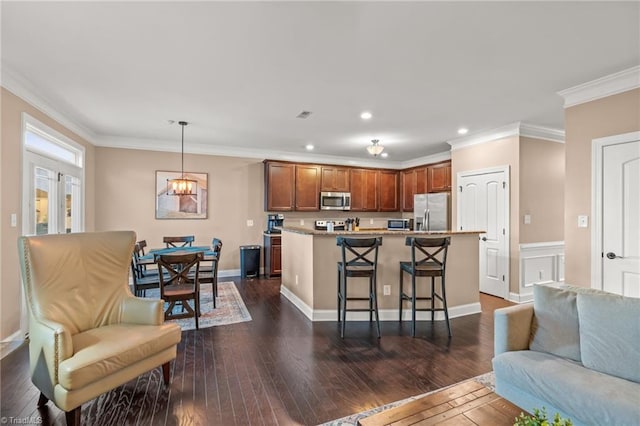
[138,245,218,265]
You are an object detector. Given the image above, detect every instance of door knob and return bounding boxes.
[480,236,487,241]
[606,252,623,259]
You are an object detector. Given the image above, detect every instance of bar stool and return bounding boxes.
[399,237,451,337]
[336,236,383,339]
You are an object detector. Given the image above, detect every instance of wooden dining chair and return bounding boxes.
[199,238,223,307]
[163,235,195,248]
[156,251,203,329]
[131,243,160,297]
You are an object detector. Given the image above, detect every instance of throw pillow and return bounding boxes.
[577,291,640,383]
[529,283,581,361]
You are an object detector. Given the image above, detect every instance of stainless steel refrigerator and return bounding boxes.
[413,193,450,231]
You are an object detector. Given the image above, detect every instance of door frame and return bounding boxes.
[591,131,640,290]
[456,165,510,299]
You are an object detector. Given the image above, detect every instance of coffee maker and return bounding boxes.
[266,213,284,233]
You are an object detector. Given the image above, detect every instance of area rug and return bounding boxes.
[319,372,495,426]
[145,281,252,331]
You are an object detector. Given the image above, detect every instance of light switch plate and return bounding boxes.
[247,219,254,227]
[10,213,17,227]
[578,215,589,228]
[524,214,531,225]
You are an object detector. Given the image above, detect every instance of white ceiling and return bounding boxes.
[2,1,639,165]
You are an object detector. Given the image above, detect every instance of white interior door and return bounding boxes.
[601,140,640,297]
[458,168,509,298]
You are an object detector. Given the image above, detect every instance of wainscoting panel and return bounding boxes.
[518,241,565,302]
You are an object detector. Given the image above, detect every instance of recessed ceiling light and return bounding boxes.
[360,111,372,120]
[458,127,469,135]
[380,152,388,158]
[305,144,314,151]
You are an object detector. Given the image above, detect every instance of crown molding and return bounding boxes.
[519,123,565,143]
[401,151,451,169]
[447,122,521,151]
[1,65,99,144]
[95,134,414,169]
[558,66,640,108]
[447,122,565,150]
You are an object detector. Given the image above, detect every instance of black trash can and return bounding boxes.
[240,245,261,278]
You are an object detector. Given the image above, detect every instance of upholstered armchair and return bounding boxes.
[18,231,182,425]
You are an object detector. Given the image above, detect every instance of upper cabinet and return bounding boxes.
[379,170,400,212]
[264,160,449,212]
[427,161,452,192]
[320,166,350,192]
[264,161,295,211]
[401,167,428,211]
[350,168,378,211]
[295,164,321,211]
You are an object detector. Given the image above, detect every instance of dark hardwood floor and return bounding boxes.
[1,277,512,426]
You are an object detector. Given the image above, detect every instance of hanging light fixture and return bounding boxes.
[166,121,198,197]
[366,139,385,156]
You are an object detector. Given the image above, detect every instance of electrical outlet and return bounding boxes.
[247,219,254,227]
[383,285,391,296]
[524,214,531,225]
[300,219,305,226]
[295,275,299,285]
[578,215,589,228]
[370,218,374,225]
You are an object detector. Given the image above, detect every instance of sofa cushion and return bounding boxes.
[58,323,181,390]
[493,350,640,425]
[529,283,581,361]
[577,291,640,383]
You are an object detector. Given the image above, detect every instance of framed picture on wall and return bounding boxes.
[155,171,208,219]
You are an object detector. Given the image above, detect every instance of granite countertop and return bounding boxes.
[281,226,483,236]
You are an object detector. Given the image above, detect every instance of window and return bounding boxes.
[22,114,85,235]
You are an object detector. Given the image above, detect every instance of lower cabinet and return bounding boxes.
[263,234,282,278]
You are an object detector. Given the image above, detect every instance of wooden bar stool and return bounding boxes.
[399,236,451,337]
[336,236,383,338]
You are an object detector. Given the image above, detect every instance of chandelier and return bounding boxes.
[366,139,384,156]
[166,121,198,197]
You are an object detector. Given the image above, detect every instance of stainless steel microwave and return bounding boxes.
[387,218,411,230]
[320,192,351,211]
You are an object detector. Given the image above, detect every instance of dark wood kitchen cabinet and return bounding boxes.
[350,168,378,211]
[264,161,295,211]
[378,170,400,211]
[295,164,321,211]
[263,234,281,278]
[401,166,428,211]
[427,161,452,192]
[320,166,350,192]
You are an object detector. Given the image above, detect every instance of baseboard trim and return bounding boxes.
[508,292,534,303]
[280,286,482,322]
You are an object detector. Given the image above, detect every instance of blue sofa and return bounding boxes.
[492,283,640,426]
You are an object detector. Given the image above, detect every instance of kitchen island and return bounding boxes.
[280,226,483,322]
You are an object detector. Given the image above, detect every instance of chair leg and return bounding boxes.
[341,275,347,339]
[431,277,435,323]
[37,392,49,407]
[398,269,404,322]
[441,276,452,337]
[337,268,341,322]
[162,362,171,385]
[411,274,417,337]
[65,407,81,426]
[369,278,373,323]
[372,276,381,338]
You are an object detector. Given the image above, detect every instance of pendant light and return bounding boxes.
[166,121,198,197]
[366,139,384,156]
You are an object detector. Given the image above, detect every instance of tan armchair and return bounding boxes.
[18,231,182,425]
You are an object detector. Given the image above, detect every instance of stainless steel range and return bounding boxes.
[314,220,346,231]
